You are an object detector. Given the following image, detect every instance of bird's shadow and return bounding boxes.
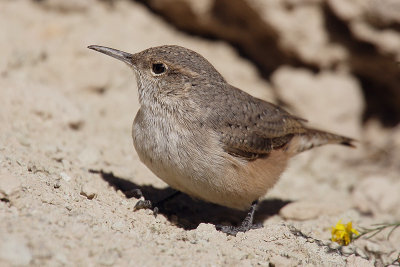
[90,169,291,230]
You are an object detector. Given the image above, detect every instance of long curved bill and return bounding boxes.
[88,45,134,66]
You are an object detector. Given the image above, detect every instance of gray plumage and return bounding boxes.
[88,44,355,212]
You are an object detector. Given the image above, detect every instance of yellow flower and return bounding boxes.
[331,220,359,246]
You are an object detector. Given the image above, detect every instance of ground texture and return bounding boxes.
[1,1,399,266]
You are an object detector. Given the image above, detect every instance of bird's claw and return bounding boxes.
[216,222,263,236]
[133,199,159,217]
[134,199,152,211]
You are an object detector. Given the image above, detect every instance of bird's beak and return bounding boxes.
[88,45,134,66]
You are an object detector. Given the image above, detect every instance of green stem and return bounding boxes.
[355,222,400,240]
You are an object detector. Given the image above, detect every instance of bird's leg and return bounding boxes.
[216,200,262,236]
[134,190,181,216]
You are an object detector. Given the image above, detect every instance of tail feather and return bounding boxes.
[288,128,356,154]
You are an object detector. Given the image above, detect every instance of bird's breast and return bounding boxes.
[131,108,290,210]
[132,108,227,194]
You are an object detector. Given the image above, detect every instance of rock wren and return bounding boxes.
[88,45,354,235]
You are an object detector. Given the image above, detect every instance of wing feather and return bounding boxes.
[202,85,308,160]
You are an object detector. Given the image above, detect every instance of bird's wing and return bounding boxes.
[207,86,308,160]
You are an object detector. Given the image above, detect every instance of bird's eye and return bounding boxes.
[151,63,167,75]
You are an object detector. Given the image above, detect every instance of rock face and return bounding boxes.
[138,0,400,126]
[271,67,363,137]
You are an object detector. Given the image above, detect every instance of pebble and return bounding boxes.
[59,172,71,182]
[328,241,341,250]
[27,162,54,175]
[0,172,21,196]
[365,241,380,253]
[80,183,97,200]
[355,247,368,259]
[68,120,84,130]
[54,180,61,188]
[341,245,355,256]
[187,223,227,245]
[364,240,390,254]
[16,134,31,147]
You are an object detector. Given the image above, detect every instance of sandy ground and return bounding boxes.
[0,1,399,266]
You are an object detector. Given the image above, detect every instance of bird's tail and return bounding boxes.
[287,128,356,154]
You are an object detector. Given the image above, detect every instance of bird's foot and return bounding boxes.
[215,200,262,236]
[125,188,143,199]
[134,199,159,216]
[133,199,152,210]
[133,190,181,217]
[216,222,263,236]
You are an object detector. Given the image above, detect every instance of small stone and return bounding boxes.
[341,245,355,256]
[54,179,61,188]
[68,120,84,130]
[355,247,368,259]
[328,241,341,250]
[59,172,71,182]
[192,223,218,241]
[27,162,38,173]
[0,172,21,196]
[364,240,387,254]
[320,239,332,246]
[16,134,31,147]
[80,183,97,200]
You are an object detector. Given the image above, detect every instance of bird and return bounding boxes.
[88,44,355,235]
